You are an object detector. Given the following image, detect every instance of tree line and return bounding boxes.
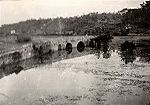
[0,12,122,36]
[0,0,150,36]
[119,0,150,34]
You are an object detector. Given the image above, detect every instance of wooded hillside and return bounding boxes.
[0,12,122,36]
[1,0,150,36]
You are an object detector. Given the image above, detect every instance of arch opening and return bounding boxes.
[77,41,85,52]
[65,43,72,54]
[89,40,95,48]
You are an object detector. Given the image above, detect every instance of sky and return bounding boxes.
[0,0,146,26]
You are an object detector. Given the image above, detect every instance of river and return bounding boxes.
[0,37,150,105]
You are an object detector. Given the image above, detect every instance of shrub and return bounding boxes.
[12,51,22,62]
[16,34,31,43]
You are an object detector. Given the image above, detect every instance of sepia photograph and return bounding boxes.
[0,0,150,105]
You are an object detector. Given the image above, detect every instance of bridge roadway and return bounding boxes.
[0,35,95,66]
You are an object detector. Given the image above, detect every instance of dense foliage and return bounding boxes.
[0,12,121,36]
[119,0,150,33]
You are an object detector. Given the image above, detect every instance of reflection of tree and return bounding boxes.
[96,49,101,59]
[120,41,136,64]
[102,41,111,59]
[138,47,150,63]
[96,41,111,59]
[38,46,44,63]
[121,50,136,64]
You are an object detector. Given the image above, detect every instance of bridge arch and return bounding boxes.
[89,40,95,48]
[77,41,85,52]
[65,43,72,53]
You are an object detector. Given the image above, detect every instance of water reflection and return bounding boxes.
[120,40,150,64]
[137,47,150,63]
[1,39,150,79]
[91,38,150,65]
[0,37,150,105]
[102,41,111,59]
[0,48,94,79]
[94,39,111,59]
[120,41,136,64]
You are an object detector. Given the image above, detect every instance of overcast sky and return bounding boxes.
[0,0,145,26]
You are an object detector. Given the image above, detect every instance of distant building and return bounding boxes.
[10,30,16,34]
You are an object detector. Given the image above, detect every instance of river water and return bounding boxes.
[0,37,150,105]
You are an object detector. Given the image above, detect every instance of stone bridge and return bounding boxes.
[0,35,95,66]
[33,35,95,53]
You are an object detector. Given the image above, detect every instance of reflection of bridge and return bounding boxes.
[0,48,94,79]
